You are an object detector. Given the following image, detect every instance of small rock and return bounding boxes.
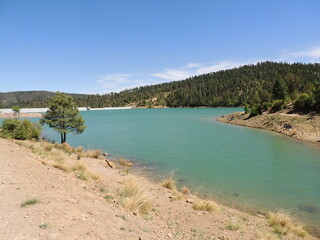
[167,233,172,238]
[186,198,193,203]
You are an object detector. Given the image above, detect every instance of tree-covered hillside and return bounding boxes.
[0,91,88,108]
[75,62,320,112]
[1,62,320,112]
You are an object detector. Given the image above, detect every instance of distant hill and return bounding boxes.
[1,62,320,112]
[0,91,88,108]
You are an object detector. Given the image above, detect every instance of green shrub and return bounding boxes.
[270,99,284,112]
[244,104,250,114]
[1,119,42,140]
[261,102,272,111]
[294,93,316,112]
[249,105,262,117]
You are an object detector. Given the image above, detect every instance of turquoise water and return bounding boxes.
[39,108,320,228]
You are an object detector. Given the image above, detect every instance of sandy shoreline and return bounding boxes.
[217,112,320,145]
[1,138,316,239]
[0,112,43,118]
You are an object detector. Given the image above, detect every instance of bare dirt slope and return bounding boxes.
[0,138,315,240]
[217,112,320,144]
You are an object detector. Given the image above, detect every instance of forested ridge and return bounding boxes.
[1,62,320,112]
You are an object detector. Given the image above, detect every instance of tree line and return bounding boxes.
[1,62,320,113]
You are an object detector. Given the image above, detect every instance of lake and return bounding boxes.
[40,108,320,229]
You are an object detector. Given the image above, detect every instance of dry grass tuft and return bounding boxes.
[57,142,75,155]
[40,141,53,151]
[76,171,88,181]
[171,192,184,201]
[192,199,220,212]
[53,164,70,172]
[50,152,65,162]
[119,177,151,214]
[267,210,292,228]
[119,158,133,167]
[267,209,308,238]
[181,186,190,194]
[71,163,88,180]
[89,173,101,181]
[161,177,176,190]
[84,149,102,159]
[75,146,83,152]
[226,223,240,231]
[76,152,84,160]
[71,163,87,171]
[255,232,279,240]
[291,225,307,238]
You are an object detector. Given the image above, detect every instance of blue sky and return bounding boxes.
[0,0,319,94]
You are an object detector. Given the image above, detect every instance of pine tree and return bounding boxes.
[40,92,86,143]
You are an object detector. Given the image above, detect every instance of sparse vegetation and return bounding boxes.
[39,223,48,229]
[20,198,39,207]
[226,223,240,231]
[267,210,292,228]
[192,199,219,212]
[54,142,75,155]
[118,177,151,214]
[161,176,176,190]
[267,209,308,238]
[181,186,190,194]
[83,149,102,159]
[171,192,184,201]
[76,171,88,181]
[291,225,307,238]
[119,158,133,167]
[53,164,70,172]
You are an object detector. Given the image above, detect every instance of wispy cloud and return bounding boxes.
[151,60,254,81]
[93,45,319,93]
[95,60,252,93]
[94,73,155,94]
[281,46,320,62]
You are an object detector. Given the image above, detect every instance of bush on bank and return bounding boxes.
[0,118,42,140]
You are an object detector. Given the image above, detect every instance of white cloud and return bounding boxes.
[152,60,258,81]
[281,46,320,61]
[95,73,155,94]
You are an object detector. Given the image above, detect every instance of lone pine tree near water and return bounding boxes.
[40,92,86,143]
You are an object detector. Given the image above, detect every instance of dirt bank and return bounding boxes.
[0,138,316,239]
[217,112,320,144]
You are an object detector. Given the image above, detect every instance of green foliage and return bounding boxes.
[271,100,284,112]
[12,105,20,114]
[294,93,316,112]
[313,84,320,112]
[273,78,288,101]
[249,105,262,117]
[20,198,39,207]
[261,102,272,111]
[244,104,250,114]
[1,118,41,140]
[40,92,86,143]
